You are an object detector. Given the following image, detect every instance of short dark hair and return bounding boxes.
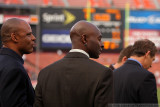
[131,39,157,57]
[117,45,133,63]
[1,18,21,43]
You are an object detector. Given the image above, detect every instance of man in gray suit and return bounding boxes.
[34,20,113,107]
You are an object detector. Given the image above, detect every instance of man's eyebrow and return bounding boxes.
[27,32,32,34]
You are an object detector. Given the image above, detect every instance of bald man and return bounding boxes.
[34,20,113,107]
[0,18,36,106]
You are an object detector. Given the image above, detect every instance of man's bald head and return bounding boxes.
[70,20,103,59]
[70,20,92,37]
[70,20,100,46]
[1,18,27,43]
[70,20,99,39]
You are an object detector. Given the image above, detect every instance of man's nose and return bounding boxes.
[32,34,36,40]
[101,41,104,49]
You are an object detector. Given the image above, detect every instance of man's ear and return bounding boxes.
[11,33,18,42]
[145,51,150,57]
[81,34,87,44]
[122,56,128,62]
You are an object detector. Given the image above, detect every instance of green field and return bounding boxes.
[158,88,160,105]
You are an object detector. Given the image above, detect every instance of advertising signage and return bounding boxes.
[127,29,160,49]
[0,14,38,25]
[91,9,124,51]
[129,10,160,30]
[40,7,85,30]
[40,7,85,50]
[41,30,71,49]
[40,7,124,51]
[126,10,160,49]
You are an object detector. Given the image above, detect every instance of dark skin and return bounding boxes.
[1,18,36,56]
[70,20,103,59]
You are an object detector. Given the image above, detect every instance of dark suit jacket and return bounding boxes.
[34,52,113,107]
[0,48,35,107]
[114,60,158,104]
[109,64,115,71]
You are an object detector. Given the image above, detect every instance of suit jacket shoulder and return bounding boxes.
[39,52,111,77]
[35,52,113,107]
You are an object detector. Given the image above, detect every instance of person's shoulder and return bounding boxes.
[88,59,111,70]
[109,64,115,71]
[138,67,153,75]
[131,67,154,80]
[0,62,26,80]
[139,69,156,87]
[37,59,64,81]
[142,68,155,77]
[0,56,23,69]
[45,58,63,68]
[39,58,63,73]
[0,54,26,74]
[9,59,24,69]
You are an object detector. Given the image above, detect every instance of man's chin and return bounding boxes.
[90,55,99,59]
[24,50,34,54]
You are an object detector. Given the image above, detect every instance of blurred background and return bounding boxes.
[0,0,160,102]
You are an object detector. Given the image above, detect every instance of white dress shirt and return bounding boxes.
[69,49,90,58]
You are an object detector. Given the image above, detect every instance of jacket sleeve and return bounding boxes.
[0,67,32,107]
[139,72,158,104]
[34,71,43,107]
[94,68,113,107]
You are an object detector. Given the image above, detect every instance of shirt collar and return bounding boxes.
[128,58,142,67]
[0,47,24,64]
[69,49,90,58]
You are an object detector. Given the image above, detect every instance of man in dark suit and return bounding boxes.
[0,18,36,106]
[34,20,113,107]
[109,45,133,70]
[114,39,158,106]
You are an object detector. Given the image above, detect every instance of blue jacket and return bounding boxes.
[0,48,34,107]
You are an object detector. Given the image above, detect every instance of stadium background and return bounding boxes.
[0,0,160,103]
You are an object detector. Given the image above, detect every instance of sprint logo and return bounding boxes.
[63,10,75,25]
[42,10,76,25]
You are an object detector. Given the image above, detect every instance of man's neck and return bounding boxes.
[114,62,123,69]
[2,45,23,57]
[129,56,144,67]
